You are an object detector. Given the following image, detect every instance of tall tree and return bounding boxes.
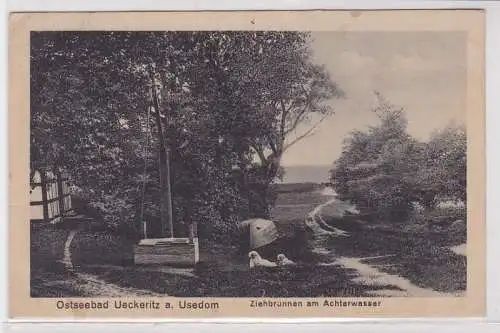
[330,92,422,222]
[413,124,467,207]
[30,31,342,235]
[331,92,467,223]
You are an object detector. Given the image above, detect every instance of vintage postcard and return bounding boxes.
[9,10,485,320]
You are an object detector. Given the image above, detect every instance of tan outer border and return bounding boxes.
[9,10,485,320]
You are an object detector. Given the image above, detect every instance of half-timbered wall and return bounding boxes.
[30,170,72,222]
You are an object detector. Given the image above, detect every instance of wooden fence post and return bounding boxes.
[56,169,66,218]
[40,170,49,223]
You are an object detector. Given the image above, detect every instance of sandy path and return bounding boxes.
[306,198,350,237]
[61,229,164,297]
[308,192,462,297]
[306,197,349,260]
[74,272,163,297]
[61,229,78,271]
[335,257,463,297]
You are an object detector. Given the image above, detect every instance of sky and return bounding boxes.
[280,31,467,167]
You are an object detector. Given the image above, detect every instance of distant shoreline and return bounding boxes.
[280,165,332,184]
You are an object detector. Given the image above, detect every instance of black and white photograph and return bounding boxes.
[28,29,470,299]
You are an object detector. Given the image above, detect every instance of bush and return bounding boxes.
[405,205,466,243]
[70,231,133,267]
[426,206,466,228]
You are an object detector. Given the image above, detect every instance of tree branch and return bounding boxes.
[283,113,328,152]
[250,142,269,165]
[283,92,315,136]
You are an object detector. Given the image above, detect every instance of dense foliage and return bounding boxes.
[30,31,341,238]
[330,92,466,224]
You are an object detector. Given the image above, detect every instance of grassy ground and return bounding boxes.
[30,223,77,297]
[271,186,466,293]
[30,184,466,297]
[30,223,69,270]
[323,211,466,293]
[31,224,402,297]
[78,261,403,297]
[30,271,83,297]
[271,190,325,226]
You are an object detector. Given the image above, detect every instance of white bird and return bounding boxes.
[277,253,296,267]
[248,251,277,268]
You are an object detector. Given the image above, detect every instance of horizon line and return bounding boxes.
[281,164,333,168]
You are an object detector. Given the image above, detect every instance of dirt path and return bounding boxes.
[306,198,350,237]
[305,193,351,260]
[61,229,164,297]
[60,230,78,271]
[74,272,163,297]
[308,194,462,297]
[335,257,462,297]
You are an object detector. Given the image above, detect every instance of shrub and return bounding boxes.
[405,205,466,243]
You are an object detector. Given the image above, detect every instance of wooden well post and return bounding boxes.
[133,63,199,266]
